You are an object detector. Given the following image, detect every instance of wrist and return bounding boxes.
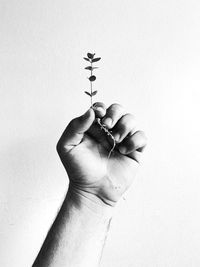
[67,183,114,220]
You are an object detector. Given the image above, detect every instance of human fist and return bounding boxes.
[57,103,147,206]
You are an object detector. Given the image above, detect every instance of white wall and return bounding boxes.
[1,0,200,266]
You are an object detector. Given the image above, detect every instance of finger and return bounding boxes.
[112,113,136,143]
[92,102,107,118]
[126,150,143,163]
[57,108,95,153]
[118,130,147,160]
[101,103,125,129]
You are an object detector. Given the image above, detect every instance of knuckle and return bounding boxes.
[122,113,135,124]
[134,130,147,146]
[119,114,136,131]
[137,130,147,141]
[125,113,135,120]
[109,103,124,113]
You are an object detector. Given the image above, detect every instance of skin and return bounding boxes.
[33,102,147,267]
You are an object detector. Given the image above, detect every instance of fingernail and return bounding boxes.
[94,106,105,113]
[102,117,112,128]
[119,146,126,154]
[113,133,120,142]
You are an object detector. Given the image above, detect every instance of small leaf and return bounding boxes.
[92,90,98,96]
[85,66,99,70]
[92,57,101,62]
[85,66,93,70]
[83,57,90,62]
[84,91,91,96]
[87,53,95,59]
[89,75,96,81]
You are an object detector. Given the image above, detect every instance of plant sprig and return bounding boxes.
[83,52,116,159]
[84,53,101,107]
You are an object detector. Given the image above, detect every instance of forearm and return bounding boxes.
[33,185,113,267]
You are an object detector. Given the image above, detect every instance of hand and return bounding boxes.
[57,103,147,207]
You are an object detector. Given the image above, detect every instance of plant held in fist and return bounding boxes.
[57,102,147,207]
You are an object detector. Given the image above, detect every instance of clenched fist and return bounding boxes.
[57,103,147,207]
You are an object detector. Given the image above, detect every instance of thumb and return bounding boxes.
[73,108,95,134]
[57,108,95,153]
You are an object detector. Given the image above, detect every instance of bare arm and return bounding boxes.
[33,188,112,267]
[33,102,147,267]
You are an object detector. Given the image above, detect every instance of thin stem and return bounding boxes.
[96,119,116,159]
[90,60,93,106]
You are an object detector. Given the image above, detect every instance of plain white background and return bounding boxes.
[0,0,200,266]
